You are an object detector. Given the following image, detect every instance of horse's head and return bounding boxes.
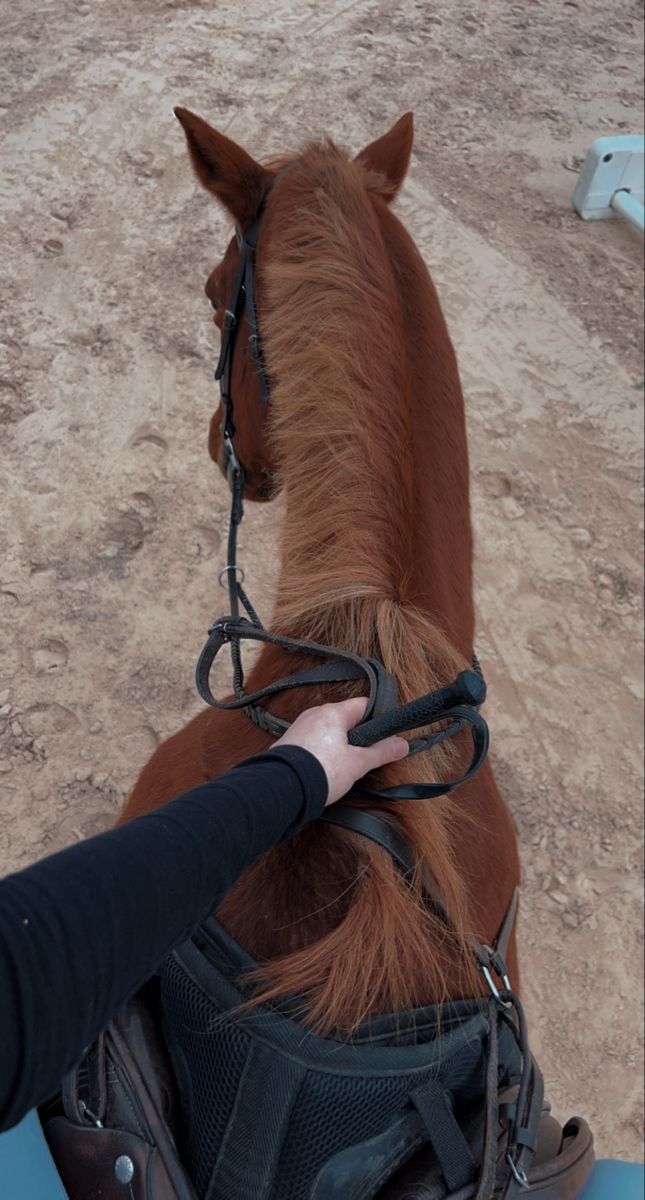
[174,106,413,503]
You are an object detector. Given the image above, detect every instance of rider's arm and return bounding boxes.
[0,745,326,1133]
[0,698,406,1133]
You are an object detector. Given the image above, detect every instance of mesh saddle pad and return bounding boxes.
[160,919,520,1200]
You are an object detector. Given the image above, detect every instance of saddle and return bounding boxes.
[42,924,594,1200]
[41,984,196,1200]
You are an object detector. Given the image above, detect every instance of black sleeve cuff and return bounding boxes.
[231,744,329,818]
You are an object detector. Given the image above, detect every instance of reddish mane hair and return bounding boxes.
[120,114,520,1032]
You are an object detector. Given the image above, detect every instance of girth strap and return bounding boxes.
[499,1054,545,1199]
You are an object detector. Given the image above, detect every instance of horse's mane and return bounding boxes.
[216,141,484,1030]
[263,142,417,624]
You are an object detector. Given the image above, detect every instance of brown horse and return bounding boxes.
[119,110,520,1034]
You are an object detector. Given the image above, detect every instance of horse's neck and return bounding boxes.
[273,215,475,662]
[381,205,475,658]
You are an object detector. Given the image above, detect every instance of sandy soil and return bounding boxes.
[1,0,643,1163]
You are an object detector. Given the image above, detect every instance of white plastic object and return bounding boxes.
[610,186,645,233]
[572,135,644,233]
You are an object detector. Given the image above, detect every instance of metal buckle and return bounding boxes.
[79,1100,103,1129]
[222,433,242,489]
[506,1151,530,1189]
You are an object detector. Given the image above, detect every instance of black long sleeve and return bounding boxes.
[0,745,328,1132]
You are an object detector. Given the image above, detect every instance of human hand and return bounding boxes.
[273,697,409,806]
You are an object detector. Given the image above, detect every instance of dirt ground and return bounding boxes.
[1,0,643,1164]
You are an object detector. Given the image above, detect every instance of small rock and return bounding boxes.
[11,720,22,737]
[0,760,12,773]
[0,690,10,706]
[548,890,569,907]
[500,497,525,520]
[74,767,92,783]
[89,721,103,734]
[0,703,11,717]
[569,527,592,547]
[51,201,75,223]
[561,912,579,928]
[92,772,108,787]
[44,239,64,256]
[479,471,512,499]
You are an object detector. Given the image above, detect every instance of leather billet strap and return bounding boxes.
[468,895,542,1195]
[497,1004,545,1196]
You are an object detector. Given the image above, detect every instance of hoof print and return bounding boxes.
[33,638,69,673]
[129,424,168,452]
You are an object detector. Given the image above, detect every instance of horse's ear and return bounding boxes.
[355,113,414,200]
[174,107,271,227]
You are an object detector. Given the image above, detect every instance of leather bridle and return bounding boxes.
[196,166,490,819]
